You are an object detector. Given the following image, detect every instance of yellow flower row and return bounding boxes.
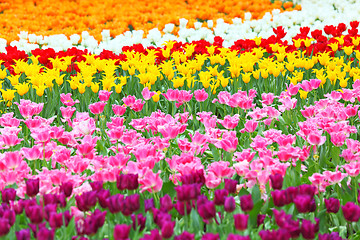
[1,40,359,105]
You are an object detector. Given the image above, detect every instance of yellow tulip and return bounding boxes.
[15,83,29,96]
[242,72,251,84]
[299,90,308,99]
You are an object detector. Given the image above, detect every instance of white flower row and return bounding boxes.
[1,0,360,54]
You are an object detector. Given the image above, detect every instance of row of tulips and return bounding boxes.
[0,73,360,238]
[0,173,357,239]
[1,22,360,117]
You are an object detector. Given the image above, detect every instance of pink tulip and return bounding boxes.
[130,99,145,112]
[218,114,240,130]
[139,170,163,193]
[6,151,23,169]
[2,134,22,147]
[208,161,235,179]
[112,104,126,116]
[307,133,326,146]
[260,93,275,105]
[60,93,79,106]
[98,90,112,102]
[15,100,43,118]
[240,120,258,133]
[141,87,155,100]
[89,102,107,115]
[194,89,208,102]
[21,146,43,160]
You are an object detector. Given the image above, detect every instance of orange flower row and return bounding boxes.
[0,0,300,44]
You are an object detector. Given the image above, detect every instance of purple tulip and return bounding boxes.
[174,231,195,240]
[123,194,140,216]
[175,184,201,202]
[117,174,139,191]
[224,179,238,194]
[293,195,313,213]
[324,198,340,213]
[2,188,16,204]
[271,190,287,207]
[2,209,16,226]
[43,204,57,221]
[227,234,251,240]
[63,210,73,227]
[0,218,10,237]
[144,198,155,212]
[269,173,283,190]
[37,227,54,240]
[15,229,31,240]
[342,201,360,222]
[180,169,205,185]
[75,190,97,212]
[161,221,175,239]
[224,196,236,213]
[114,224,131,240]
[301,219,319,239]
[201,233,220,240]
[160,194,173,212]
[214,189,229,206]
[131,213,146,231]
[257,214,266,226]
[90,181,103,192]
[319,232,345,240]
[198,201,216,220]
[106,194,123,214]
[84,209,106,235]
[285,186,298,203]
[273,209,292,228]
[25,205,43,224]
[25,179,39,198]
[174,201,192,216]
[298,184,316,198]
[239,194,253,212]
[60,181,73,197]
[97,189,110,208]
[140,229,161,240]
[49,212,63,229]
[234,214,249,231]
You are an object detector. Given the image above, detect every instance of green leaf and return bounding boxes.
[161,180,176,198]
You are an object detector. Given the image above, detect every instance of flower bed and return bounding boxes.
[1,1,360,240]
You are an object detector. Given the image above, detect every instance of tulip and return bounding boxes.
[37,227,55,240]
[201,233,220,240]
[114,224,131,240]
[15,229,31,240]
[342,202,360,222]
[239,194,253,212]
[160,194,173,212]
[234,214,249,231]
[131,213,146,231]
[214,189,229,206]
[60,181,73,198]
[49,212,63,229]
[301,219,319,239]
[161,221,175,239]
[224,178,238,194]
[324,198,340,213]
[269,173,283,190]
[0,218,10,237]
[224,197,236,213]
[25,179,39,198]
[227,234,251,240]
[2,188,16,204]
[198,201,216,220]
[175,231,195,240]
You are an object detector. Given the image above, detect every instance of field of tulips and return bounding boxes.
[1,0,360,239]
